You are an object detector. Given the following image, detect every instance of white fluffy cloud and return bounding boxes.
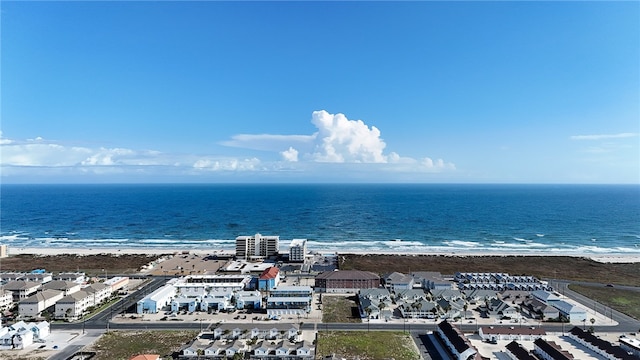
[220,110,455,172]
[280,147,299,162]
[310,110,387,163]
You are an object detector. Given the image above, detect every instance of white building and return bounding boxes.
[176,274,251,292]
[235,233,279,259]
[137,284,176,314]
[83,282,112,305]
[55,290,94,320]
[0,290,13,311]
[4,280,41,302]
[104,276,129,293]
[18,289,64,318]
[288,239,307,262]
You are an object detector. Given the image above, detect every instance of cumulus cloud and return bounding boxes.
[310,110,387,163]
[220,110,455,172]
[570,133,638,140]
[280,147,299,162]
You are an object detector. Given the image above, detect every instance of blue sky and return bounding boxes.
[1,1,638,183]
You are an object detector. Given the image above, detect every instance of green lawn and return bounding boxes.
[316,331,420,360]
[568,284,640,320]
[89,330,198,360]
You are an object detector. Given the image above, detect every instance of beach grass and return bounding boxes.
[568,284,640,320]
[0,253,166,275]
[89,330,198,360]
[316,331,420,360]
[321,295,362,323]
[340,254,640,286]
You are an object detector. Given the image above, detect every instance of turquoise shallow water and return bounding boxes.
[1,184,639,254]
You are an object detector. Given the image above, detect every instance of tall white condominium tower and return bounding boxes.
[288,239,307,262]
[235,233,279,259]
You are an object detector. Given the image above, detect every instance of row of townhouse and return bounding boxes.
[15,281,112,320]
[180,339,313,359]
[455,272,550,291]
[55,283,112,321]
[0,320,49,350]
[180,325,313,359]
[171,290,262,313]
[568,326,637,360]
[435,320,481,360]
[136,274,312,317]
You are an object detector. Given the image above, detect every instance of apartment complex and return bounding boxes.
[235,233,279,259]
[288,239,307,262]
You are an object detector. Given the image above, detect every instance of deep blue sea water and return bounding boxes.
[1,184,639,255]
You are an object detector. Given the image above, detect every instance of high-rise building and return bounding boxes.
[288,239,307,262]
[235,233,279,259]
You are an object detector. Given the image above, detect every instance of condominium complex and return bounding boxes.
[288,239,307,262]
[235,233,279,259]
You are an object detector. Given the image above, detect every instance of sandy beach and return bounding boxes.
[7,246,640,263]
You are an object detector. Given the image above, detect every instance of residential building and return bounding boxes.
[42,280,81,296]
[0,245,7,258]
[382,272,414,291]
[83,282,112,305]
[0,320,49,350]
[358,288,393,320]
[478,326,546,343]
[0,290,13,311]
[620,337,640,357]
[521,298,559,321]
[4,280,41,302]
[105,276,129,293]
[236,233,279,259]
[550,300,587,323]
[18,289,64,318]
[412,271,452,290]
[176,274,251,292]
[54,272,86,284]
[567,326,636,360]
[399,300,439,319]
[137,284,176,314]
[533,339,574,360]
[289,239,307,262]
[129,355,161,360]
[505,341,538,360]
[55,290,94,320]
[199,290,234,312]
[266,286,312,318]
[314,270,380,293]
[235,290,262,310]
[258,267,280,291]
[436,320,480,360]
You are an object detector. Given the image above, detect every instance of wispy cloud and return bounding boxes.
[0,110,456,181]
[570,132,638,140]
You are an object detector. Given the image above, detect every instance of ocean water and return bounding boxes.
[1,184,639,255]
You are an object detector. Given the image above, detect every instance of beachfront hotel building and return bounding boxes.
[235,233,279,260]
[288,239,307,262]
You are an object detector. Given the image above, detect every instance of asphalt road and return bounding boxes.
[48,276,640,359]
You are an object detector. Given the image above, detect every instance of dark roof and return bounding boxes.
[316,270,379,281]
[506,341,538,360]
[534,339,573,360]
[437,320,471,354]
[569,327,636,360]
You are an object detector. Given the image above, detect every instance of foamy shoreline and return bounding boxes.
[7,246,640,263]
